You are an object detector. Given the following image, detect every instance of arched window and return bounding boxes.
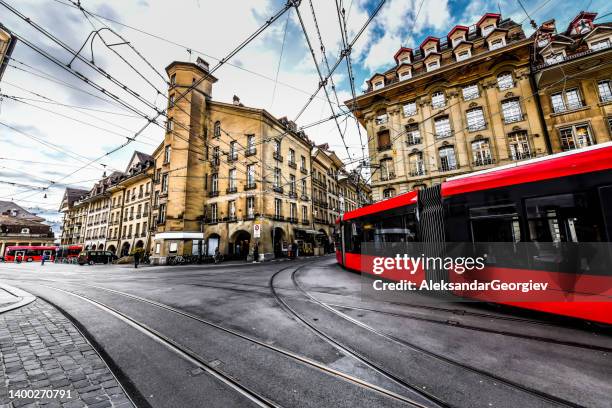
[431,91,446,108]
[377,130,391,151]
[409,152,425,176]
[439,146,457,172]
[497,72,514,90]
[383,188,396,199]
[214,121,221,137]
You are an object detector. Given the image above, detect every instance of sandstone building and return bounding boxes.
[59,59,368,262]
[532,12,612,152]
[1,201,54,255]
[345,11,611,201]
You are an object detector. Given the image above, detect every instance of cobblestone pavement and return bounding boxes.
[0,299,134,408]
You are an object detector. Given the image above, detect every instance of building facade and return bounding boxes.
[150,60,319,262]
[1,202,54,255]
[347,13,553,201]
[59,59,369,261]
[105,153,154,256]
[532,12,612,152]
[59,188,89,246]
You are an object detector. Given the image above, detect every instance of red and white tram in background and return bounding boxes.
[336,142,612,325]
[3,246,56,263]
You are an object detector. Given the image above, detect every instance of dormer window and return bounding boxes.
[425,46,437,56]
[591,39,611,51]
[427,60,440,72]
[577,19,592,34]
[489,38,505,50]
[398,69,412,81]
[456,50,471,61]
[545,52,564,65]
[399,56,411,64]
[373,80,384,90]
[452,36,465,47]
[482,24,495,37]
[537,38,550,48]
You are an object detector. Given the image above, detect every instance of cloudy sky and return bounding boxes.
[0,0,608,212]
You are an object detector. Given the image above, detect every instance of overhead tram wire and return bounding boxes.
[270,9,292,109]
[335,0,366,163]
[5,57,141,116]
[293,0,386,121]
[1,94,157,147]
[0,1,297,203]
[296,0,352,160]
[50,0,339,108]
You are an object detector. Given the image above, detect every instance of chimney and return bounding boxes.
[196,57,209,72]
[233,95,240,106]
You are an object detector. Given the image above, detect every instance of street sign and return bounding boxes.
[254,223,261,238]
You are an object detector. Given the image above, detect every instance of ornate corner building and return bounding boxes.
[59,58,369,263]
[345,11,612,202]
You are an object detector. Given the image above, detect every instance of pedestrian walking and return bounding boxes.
[253,242,259,263]
[214,247,221,264]
[41,254,46,266]
[134,251,141,269]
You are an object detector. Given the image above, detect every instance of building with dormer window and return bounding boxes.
[533,11,612,153]
[349,12,548,201]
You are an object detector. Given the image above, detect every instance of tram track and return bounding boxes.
[323,302,612,353]
[40,284,279,408]
[34,274,432,407]
[289,265,588,408]
[269,267,448,408]
[178,277,610,352]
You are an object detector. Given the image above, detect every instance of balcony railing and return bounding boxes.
[510,150,534,161]
[288,161,297,169]
[273,152,283,162]
[300,167,308,174]
[377,144,392,152]
[273,186,284,193]
[288,217,298,224]
[244,183,257,191]
[208,190,220,197]
[245,148,257,157]
[288,191,297,199]
[226,187,238,194]
[302,219,309,225]
[473,157,494,166]
[410,168,425,177]
[272,214,284,221]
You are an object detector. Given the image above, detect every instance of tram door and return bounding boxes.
[15,251,25,261]
[43,250,53,260]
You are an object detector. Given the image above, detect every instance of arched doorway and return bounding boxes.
[230,230,251,260]
[272,227,285,258]
[135,240,144,249]
[206,234,220,256]
[98,243,104,250]
[121,242,130,257]
[107,245,116,255]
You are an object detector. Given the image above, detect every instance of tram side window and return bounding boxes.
[469,205,521,242]
[525,193,601,242]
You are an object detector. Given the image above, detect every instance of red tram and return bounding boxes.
[336,142,612,324]
[3,246,57,263]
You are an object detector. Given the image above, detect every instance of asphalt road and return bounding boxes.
[0,256,610,408]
